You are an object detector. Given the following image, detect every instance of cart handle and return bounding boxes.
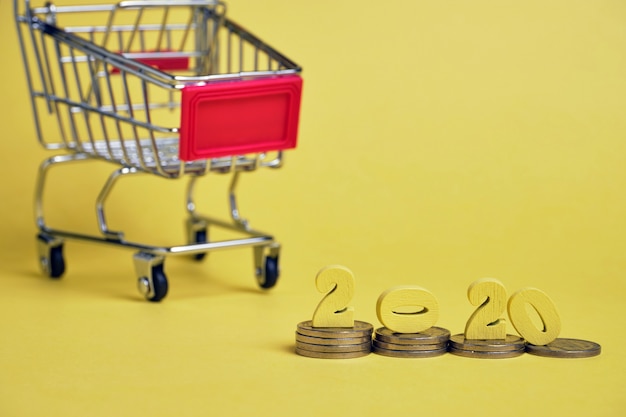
[25,0,224,15]
[118,0,222,8]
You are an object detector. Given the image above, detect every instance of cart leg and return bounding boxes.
[134,252,168,302]
[254,243,281,289]
[35,154,90,231]
[185,175,209,260]
[184,170,253,233]
[96,167,141,240]
[228,170,250,230]
[186,217,209,260]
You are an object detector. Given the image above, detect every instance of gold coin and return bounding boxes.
[296,340,371,353]
[372,345,448,358]
[525,338,601,358]
[372,339,447,352]
[295,347,370,359]
[449,334,526,352]
[297,320,374,338]
[295,332,371,346]
[448,346,525,359]
[374,327,450,345]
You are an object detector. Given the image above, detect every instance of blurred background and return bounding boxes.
[1,0,625,416]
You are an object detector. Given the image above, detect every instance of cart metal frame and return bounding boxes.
[15,0,302,301]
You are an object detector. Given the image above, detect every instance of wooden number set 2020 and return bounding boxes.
[294,265,601,360]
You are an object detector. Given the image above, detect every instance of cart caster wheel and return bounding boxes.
[192,229,208,261]
[258,256,280,289]
[137,264,168,302]
[37,233,65,279]
[134,252,168,302]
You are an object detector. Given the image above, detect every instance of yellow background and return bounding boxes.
[1,0,625,415]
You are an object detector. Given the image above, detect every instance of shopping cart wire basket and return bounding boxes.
[14,0,303,301]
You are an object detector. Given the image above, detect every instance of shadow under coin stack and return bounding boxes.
[448,334,526,358]
[372,327,450,358]
[295,321,373,359]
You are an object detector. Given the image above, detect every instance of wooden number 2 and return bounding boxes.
[376,286,439,333]
[508,288,561,345]
[464,278,508,340]
[311,265,355,328]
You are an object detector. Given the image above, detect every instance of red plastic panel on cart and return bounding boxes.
[179,75,303,161]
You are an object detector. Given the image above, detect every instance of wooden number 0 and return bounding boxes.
[311,265,355,328]
[464,278,508,340]
[508,288,561,345]
[376,286,439,333]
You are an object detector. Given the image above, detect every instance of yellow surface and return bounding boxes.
[1,0,626,416]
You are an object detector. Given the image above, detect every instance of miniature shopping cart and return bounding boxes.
[14,0,303,301]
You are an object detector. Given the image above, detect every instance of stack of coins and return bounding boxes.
[295,320,373,359]
[372,326,450,358]
[448,334,526,359]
